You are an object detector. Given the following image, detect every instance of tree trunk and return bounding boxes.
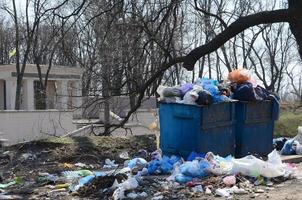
[103,97,110,135]
[12,0,21,110]
[102,67,111,136]
[288,0,302,60]
[15,76,22,110]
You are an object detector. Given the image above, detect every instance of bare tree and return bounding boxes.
[286,65,302,102]
[247,23,293,93]
[1,0,87,110]
[0,17,12,64]
[182,0,302,71]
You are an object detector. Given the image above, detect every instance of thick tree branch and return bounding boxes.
[288,0,302,59]
[183,9,291,71]
[109,56,185,133]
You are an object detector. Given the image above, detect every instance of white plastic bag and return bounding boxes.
[113,177,139,200]
[192,85,204,93]
[156,85,167,101]
[167,163,181,182]
[294,126,302,144]
[268,149,282,165]
[180,91,198,105]
[120,177,138,190]
[112,186,125,200]
[231,150,285,178]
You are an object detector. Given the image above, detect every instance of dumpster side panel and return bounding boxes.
[235,101,277,157]
[237,123,274,157]
[159,103,201,158]
[199,103,235,157]
[198,126,235,157]
[160,103,235,158]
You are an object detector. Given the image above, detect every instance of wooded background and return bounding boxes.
[1,0,302,133]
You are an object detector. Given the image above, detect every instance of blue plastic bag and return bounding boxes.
[167,155,182,165]
[160,156,174,174]
[147,155,181,175]
[175,174,193,184]
[180,160,210,178]
[195,78,229,103]
[148,160,161,175]
[281,139,299,155]
[195,78,219,87]
[128,158,148,169]
[187,151,205,161]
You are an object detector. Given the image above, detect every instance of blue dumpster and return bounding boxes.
[235,100,279,158]
[159,102,236,159]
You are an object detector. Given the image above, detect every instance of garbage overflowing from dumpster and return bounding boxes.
[158,69,281,159]
[157,68,279,105]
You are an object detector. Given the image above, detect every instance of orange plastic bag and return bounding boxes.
[228,69,251,84]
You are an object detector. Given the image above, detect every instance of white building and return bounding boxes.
[0,64,83,144]
[0,64,157,144]
[0,64,83,111]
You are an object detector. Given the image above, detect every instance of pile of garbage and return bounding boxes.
[133,149,299,198]
[157,69,279,105]
[0,144,301,199]
[275,126,302,156]
[14,149,297,199]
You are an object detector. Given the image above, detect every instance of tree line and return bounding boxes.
[0,0,302,134]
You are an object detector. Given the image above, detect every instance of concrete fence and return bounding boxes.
[74,109,158,136]
[0,110,76,145]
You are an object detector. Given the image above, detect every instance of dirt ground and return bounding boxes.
[0,135,302,200]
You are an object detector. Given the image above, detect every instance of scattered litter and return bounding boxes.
[0,177,23,189]
[128,158,148,169]
[255,189,265,193]
[127,191,148,199]
[151,149,162,160]
[64,163,75,168]
[231,150,285,178]
[75,162,88,168]
[62,170,93,179]
[37,173,59,183]
[127,192,138,199]
[179,159,210,178]
[20,153,37,161]
[151,195,164,200]
[112,186,125,200]
[120,177,138,190]
[223,175,236,186]
[205,187,212,194]
[0,181,16,189]
[0,131,300,200]
[70,175,94,191]
[175,173,193,184]
[55,183,70,189]
[215,188,231,197]
[137,149,149,159]
[232,187,248,194]
[186,181,203,187]
[250,193,260,198]
[111,177,139,200]
[148,155,181,175]
[119,151,130,160]
[0,194,23,199]
[103,159,118,168]
[192,185,203,193]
